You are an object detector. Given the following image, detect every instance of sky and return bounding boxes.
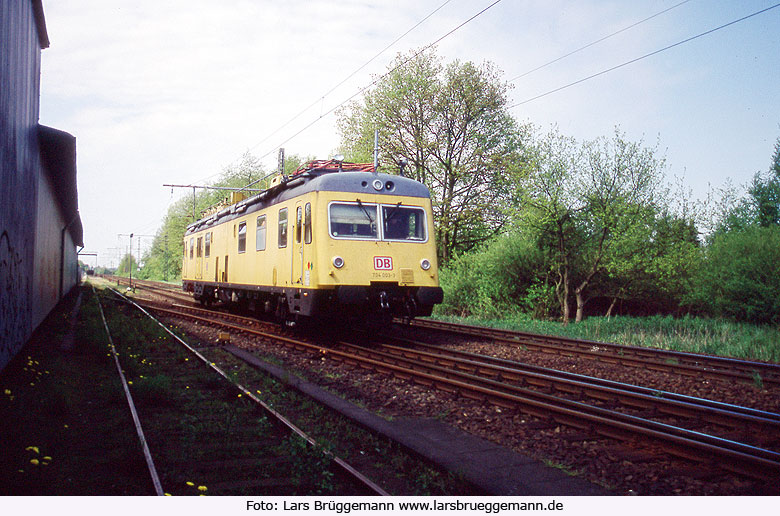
[38,0,780,268]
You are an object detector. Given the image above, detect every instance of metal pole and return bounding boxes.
[129,233,133,289]
[373,128,379,172]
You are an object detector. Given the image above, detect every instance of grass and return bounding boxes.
[429,313,780,363]
[0,287,150,495]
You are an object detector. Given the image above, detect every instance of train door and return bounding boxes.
[195,236,203,279]
[291,201,312,286]
[292,202,303,285]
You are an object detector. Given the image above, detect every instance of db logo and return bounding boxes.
[374,256,393,270]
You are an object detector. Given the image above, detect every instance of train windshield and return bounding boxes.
[382,205,426,241]
[329,202,427,242]
[329,202,378,239]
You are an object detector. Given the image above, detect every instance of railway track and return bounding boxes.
[405,318,780,387]
[97,287,387,495]
[136,298,780,484]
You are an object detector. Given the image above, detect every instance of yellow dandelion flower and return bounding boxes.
[165,493,172,496]
[43,456,52,461]
[30,459,39,466]
[26,446,39,454]
[128,381,133,385]
[186,481,194,487]
[237,394,242,398]
[198,486,207,492]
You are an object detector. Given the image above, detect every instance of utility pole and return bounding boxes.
[129,233,133,288]
[164,233,169,282]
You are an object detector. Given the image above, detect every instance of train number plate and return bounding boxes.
[374,256,393,270]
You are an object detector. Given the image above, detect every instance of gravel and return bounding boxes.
[133,289,780,495]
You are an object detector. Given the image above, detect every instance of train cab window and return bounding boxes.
[205,232,211,258]
[256,215,266,251]
[238,222,247,253]
[296,206,302,244]
[189,238,194,259]
[304,203,312,244]
[278,208,288,248]
[329,202,377,239]
[382,205,427,242]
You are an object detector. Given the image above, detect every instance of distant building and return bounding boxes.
[1,0,83,370]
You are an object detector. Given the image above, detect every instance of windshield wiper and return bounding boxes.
[384,201,403,223]
[356,199,374,223]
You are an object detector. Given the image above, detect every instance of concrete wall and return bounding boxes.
[1,1,82,371]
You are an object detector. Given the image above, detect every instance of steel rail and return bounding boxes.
[371,333,780,426]
[111,290,389,496]
[93,286,165,496]
[138,302,780,480]
[406,319,780,386]
[329,340,780,480]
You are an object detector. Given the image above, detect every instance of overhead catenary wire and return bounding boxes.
[255,0,505,165]
[242,0,457,158]
[507,0,693,83]
[509,2,780,109]
[233,0,505,193]
[193,0,458,187]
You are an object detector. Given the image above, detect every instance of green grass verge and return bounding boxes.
[428,313,780,363]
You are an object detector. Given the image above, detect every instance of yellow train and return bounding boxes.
[181,160,443,326]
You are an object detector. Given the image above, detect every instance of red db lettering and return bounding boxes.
[374,257,393,270]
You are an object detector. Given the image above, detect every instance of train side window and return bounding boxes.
[238,222,247,253]
[189,238,194,259]
[196,237,202,258]
[296,206,302,244]
[304,203,312,244]
[205,232,211,258]
[278,208,288,248]
[256,215,266,251]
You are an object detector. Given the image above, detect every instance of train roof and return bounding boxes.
[185,161,431,235]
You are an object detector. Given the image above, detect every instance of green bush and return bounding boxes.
[437,232,553,318]
[689,226,780,325]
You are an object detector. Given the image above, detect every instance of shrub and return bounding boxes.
[437,232,553,317]
[689,226,780,325]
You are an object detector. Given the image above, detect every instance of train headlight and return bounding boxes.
[372,179,383,191]
[420,258,431,271]
[332,256,345,268]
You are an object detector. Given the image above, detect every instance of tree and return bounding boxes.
[571,130,665,321]
[517,128,667,323]
[337,48,529,263]
[748,138,780,227]
[712,136,780,233]
[116,253,138,277]
[516,129,583,322]
[599,208,700,316]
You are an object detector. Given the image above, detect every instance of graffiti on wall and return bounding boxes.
[0,230,31,370]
